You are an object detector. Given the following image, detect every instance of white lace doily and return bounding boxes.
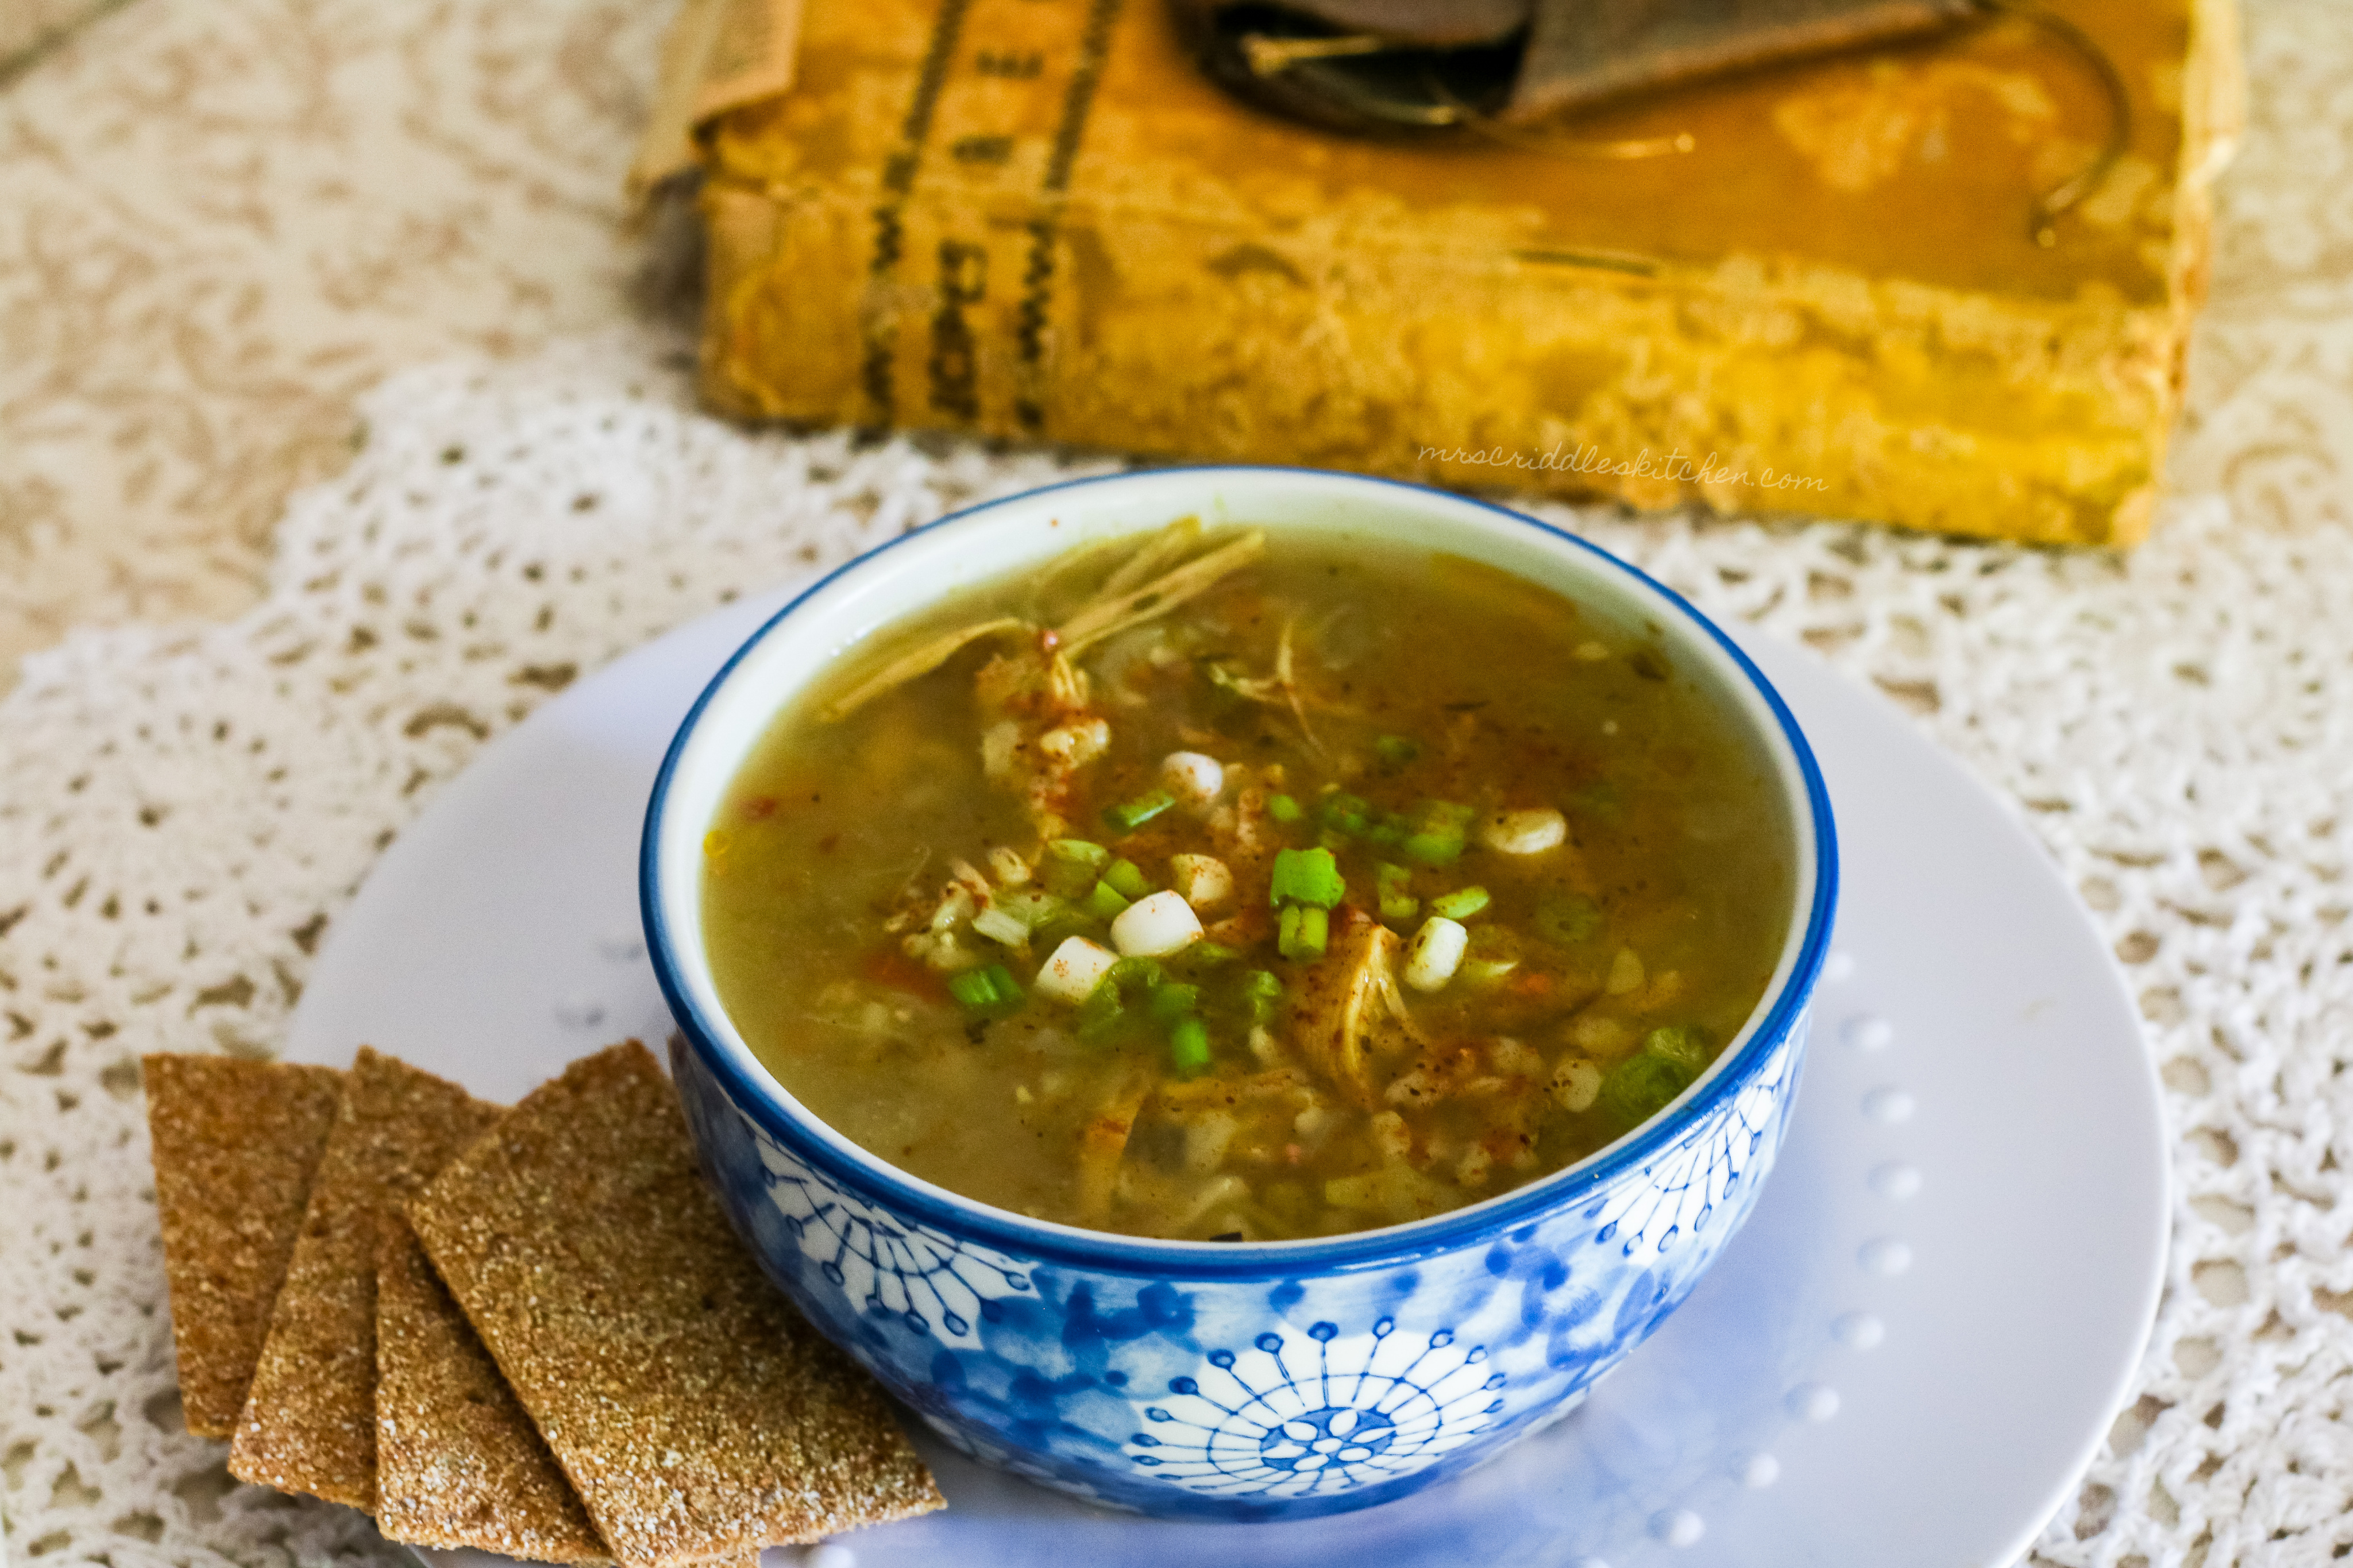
[5,0,2353,1561]
[1,320,2347,1568]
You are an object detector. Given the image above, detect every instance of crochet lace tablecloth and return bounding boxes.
[5,5,2353,1568]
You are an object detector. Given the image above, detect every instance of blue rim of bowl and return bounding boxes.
[643,465,1839,1281]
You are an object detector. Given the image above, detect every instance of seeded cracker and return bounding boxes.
[408,1040,944,1566]
[230,1048,503,1511]
[143,1055,345,1439]
[375,1216,612,1562]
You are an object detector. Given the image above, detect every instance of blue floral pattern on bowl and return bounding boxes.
[673,1022,1805,1519]
[643,466,1837,1521]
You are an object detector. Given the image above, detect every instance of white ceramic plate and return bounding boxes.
[286,584,2166,1568]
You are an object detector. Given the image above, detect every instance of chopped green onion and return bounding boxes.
[1267,793,1303,824]
[1460,926,1521,986]
[1643,1025,1711,1075]
[1269,847,1346,909]
[971,906,1031,947]
[1401,829,1464,867]
[1320,793,1372,837]
[996,888,1069,929]
[1375,735,1421,768]
[1104,858,1153,900]
[1084,880,1133,921]
[1168,1016,1212,1077]
[1368,814,1408,849]
[1429,886,1491,921]
[1074,982,1127,1042]
[1109,955,1166,991]
[1147,982,1201,1024]
[1278,903,1329,961]
[1244,968,1284,1023]
[1534,891,1603,945]
[948,963,1025,1016]
[1042,839,1111,897]
[1102,789,1176,835]
[1186,941,1240,966]
[1376,862,1419,922]
[1597,1051,1692,1129]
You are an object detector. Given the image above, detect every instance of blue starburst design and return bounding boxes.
[1123,1318,1505,1497]
[751,1137,1034,1349]
[1588,1040,1793,1263]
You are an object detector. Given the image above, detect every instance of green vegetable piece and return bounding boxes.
[948,964,1024,1016]
[1168,1016,1212,1077]
[1267,793,1303,824]
[1084,879,1133,920]
[1147,982,1201,1024]
[1268,847,1346,909]
[1245,969,1284,999]
[1368,816,1408,849]
[1187,942,1240,966]
[1374,735,1421,768]
[947,970,998,1010]
[1429,885,1491,921]
[1104,858,1153,900]
[1376,862,1420,922]
[1597,1052,1693,1128]
[997,888,1069,930]
[1102,789,1176,835]
[1460,925,1522,986]
[1278,903,1329,961]
[1074,983,1127,1042]
[1534,891,1604,945]
[1042,839,1111,897]
[1401,829,1464,867]
[1644,1025,1711,1075]
[1109,955,1166,991]
[1320,793,1372,836]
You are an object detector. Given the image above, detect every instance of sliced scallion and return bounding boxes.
[1376,862,1419,922]
[1084,880,1133,921]
[1267,793,1303,824]
[1102,789,1176,835]
[1168,1015,1212,1077]
[1104,858,1153,900]
[1041,839,1111,897]
[1429,886,1491,921]
[1278,903,1329,961]
[1268,846,1345,909]
[1147,982,1201,1024]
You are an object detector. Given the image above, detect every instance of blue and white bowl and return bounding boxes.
[642,468,1838,1521]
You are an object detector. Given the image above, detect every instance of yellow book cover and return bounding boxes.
[654,0,2239,545]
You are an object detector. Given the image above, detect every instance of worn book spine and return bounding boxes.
[680,0,2240,546]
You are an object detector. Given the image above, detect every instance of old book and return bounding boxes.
[657,0,2238,546]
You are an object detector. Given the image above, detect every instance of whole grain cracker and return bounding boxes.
[408,1040,943,1567]
[376,1216,612,1563]
[142,1054,345,1439]
[229,1046,502,1511]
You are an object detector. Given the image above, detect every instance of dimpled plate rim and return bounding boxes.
[284,577,2165,1568]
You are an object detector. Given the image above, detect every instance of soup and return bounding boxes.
[701,523,1795,1242]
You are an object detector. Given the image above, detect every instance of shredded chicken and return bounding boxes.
[1282,909,1424,1107]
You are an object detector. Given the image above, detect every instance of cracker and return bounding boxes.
[143,1054,346,1439]
[375,1216,612,1563]
[230,1046,503,1511]
[408,1040,943,1567]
